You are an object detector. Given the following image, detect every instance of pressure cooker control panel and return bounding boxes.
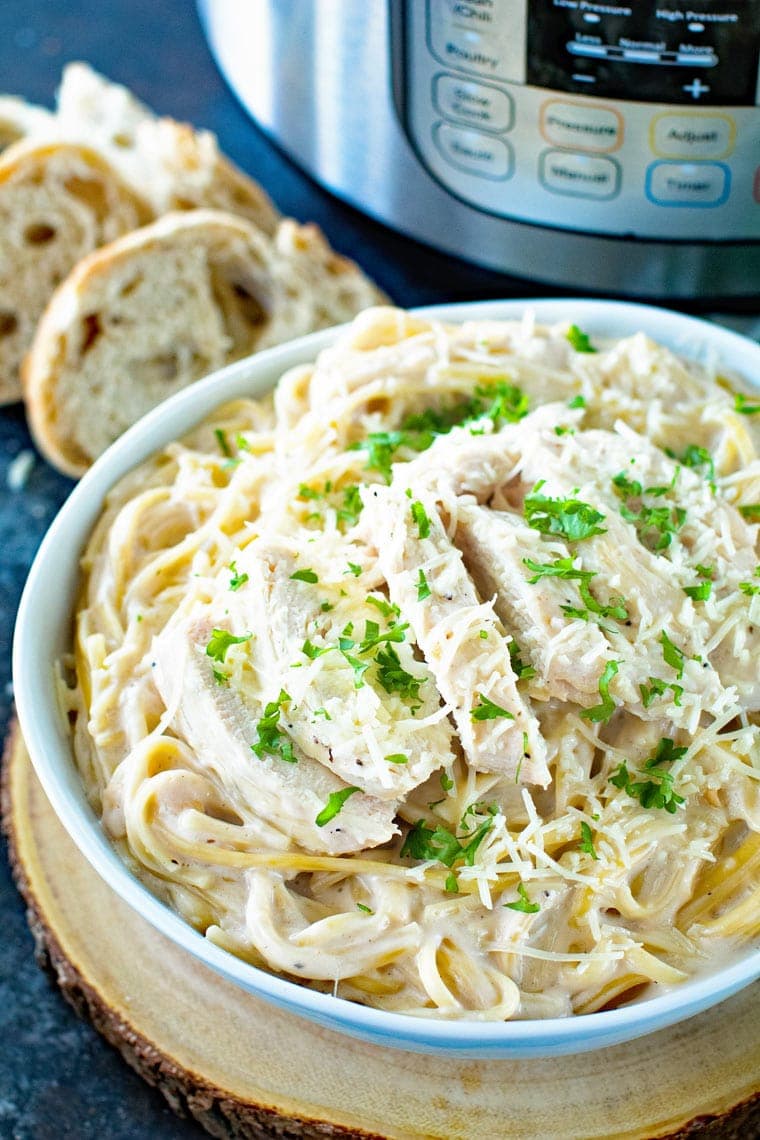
[394,0,760,240]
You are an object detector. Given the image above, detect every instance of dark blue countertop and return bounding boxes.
[0,4,756,1138]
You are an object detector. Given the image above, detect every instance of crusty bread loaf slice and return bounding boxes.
[24,209,387,476]
[0,140,151,405]
[0,95,54,153]
[56,62,280,235]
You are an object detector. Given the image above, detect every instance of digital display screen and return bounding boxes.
[527,1,760,105]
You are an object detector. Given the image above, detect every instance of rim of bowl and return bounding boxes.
[13,298,760,1057]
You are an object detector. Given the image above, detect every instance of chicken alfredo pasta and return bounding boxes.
[66,307,760,1020]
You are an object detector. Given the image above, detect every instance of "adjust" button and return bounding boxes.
[645,161,730,207]
[651,113,735,160]
[539,150,621,199]
[434,122,514,179]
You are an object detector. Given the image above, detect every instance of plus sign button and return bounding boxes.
[683,78,710,100]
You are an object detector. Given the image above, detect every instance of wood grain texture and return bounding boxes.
[3,720,759,1140]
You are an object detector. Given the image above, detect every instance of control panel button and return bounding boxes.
[434,122,514,179]
[434,74,514,133]
[651,113,735,159]
[539,150,621,199]
[645,161,730,207]
[540,100,623,152]
[427,0,527,82]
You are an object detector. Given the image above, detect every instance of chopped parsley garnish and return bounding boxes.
[345,562,362,577]
[505,882,540,913]
[214,428,233,457]
[401,812,493,870]
[228,561,249,591]
[524,488,606,542]
[297,483,323,501]
[251,690,296,764]
[579,821,599,860]
[471,693,515,721]
[610,737,687,814]
[351,383,529,481]
[684,578,712,601]
[640,676,683,708]
[567,394,586,409]
[290,568,318,583]
[302,639,331,660]
[676,444,716,491]
[313,707,331,720]
[385,753,409,765]
[659,630,685,679]
[410,500,431,539]
[356,903,373,914]
[523,556,627,622]
[366,594,400,619]
[735,393,760,415]
[740,504,760,521]
[205,628,251,664]
[357,618,409,654]
[445,872,459,893]
[739,566,760,596]
[416,568,431,601]
[580,660,619,723]
[508,638,536,681]
[375,644,423,705]
[554,425,574,436]
[440,771,454,792]
[613,471,686,553]
[566,324,597,354]
[315,786,360,827]
[337,484,364,527]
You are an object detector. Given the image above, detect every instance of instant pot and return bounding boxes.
[199,1,760,299]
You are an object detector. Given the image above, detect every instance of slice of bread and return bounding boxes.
[24,209,387,476]
[56,63,280,235]
[0,140,151,405]
[0,95,54,153]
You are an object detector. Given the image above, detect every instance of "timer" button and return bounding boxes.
[645,161,730,207]
[539,150,621,199]
[434,122,514,179]
[651,113,735,160]
[540,100,623,153]
[434,74,514,133]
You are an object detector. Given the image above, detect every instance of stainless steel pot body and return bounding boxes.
[199,0,760,298]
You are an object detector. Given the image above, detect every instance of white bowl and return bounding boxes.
[13,299,760,1058]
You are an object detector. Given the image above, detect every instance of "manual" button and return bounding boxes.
[434,122,514,179]
[539,150,621,199]
[645,161,730,207]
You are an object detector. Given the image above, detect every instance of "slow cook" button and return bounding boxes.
[434,122,514,179]
[540,100,623,153]
[651,113,735,160]
[539,150,621,199]
[645,161,730,207]
[434,74,514,133]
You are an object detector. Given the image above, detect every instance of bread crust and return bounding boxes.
[24,208,386,476]
[0,139,152,405]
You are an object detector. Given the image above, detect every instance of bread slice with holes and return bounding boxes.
[0,95,54,154]
[0,139,151,405]
[56,62,280,235]
[24,208,388,475]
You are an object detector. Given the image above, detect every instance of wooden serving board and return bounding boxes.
[3,720,760,1140]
